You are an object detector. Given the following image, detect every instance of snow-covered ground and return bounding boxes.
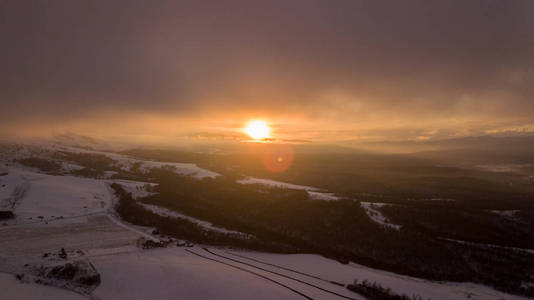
[237,177,321,191]
[92,247,317,300]
[0,273,86,300]
[360,202,401,230]
[46,143,220,179]
[0,162,529,299]
[489,209,520,218]
[1,168,110,224]
[223,250,526,300]
[237,176,340,201]
[307,191,339,201]
[138,202,247,236]
[0,142,219,179]
[109,179,157,199]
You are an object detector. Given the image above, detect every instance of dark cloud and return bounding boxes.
[1,0,533,138]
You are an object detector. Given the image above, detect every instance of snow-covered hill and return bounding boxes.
[0,144,529,299]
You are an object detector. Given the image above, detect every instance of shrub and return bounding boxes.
[346,279,427,300]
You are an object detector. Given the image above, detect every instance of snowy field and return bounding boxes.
[222,250,526,300]
[92,247,317,300]
[0,168,111,225]
[0,273,86,300]
[0,161,529,299]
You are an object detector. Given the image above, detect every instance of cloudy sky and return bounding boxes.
[1,0,533,142]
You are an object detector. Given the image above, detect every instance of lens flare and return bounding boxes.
[263,144,294,172]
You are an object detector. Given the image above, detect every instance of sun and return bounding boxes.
[244,120,270,140]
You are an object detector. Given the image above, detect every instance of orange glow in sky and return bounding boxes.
[244,120,271,140]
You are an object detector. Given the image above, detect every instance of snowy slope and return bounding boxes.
[138,203,247,236]
[237,177,321,191]
[237,177,340,201]
[225,250,527,300]
[0,273,86,300]
[92,248,308,300]
[1,168,110,224]
[90,245,529,300]
[110,179,156,199]
[360,202,401,230]
[0,142,219,179]
[46,144,219,179]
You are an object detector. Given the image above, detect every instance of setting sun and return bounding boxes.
[244,120,270,140]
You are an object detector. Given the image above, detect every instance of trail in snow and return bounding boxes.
[225,250,343,286]
[185,248,313,300]
[204,248,356,300]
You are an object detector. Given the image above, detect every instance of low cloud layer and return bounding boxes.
[1,0,533,141]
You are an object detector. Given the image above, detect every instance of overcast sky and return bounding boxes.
[1,0,533,142]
